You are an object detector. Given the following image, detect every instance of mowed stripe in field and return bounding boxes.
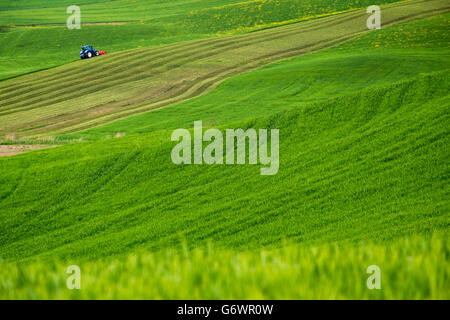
[0,0,448,138]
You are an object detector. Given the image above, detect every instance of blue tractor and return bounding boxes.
[80,45,99,59]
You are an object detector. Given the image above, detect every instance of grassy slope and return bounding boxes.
[0,0,404,80]
[1,0,447,139]
[69,13,450,140]
[0,20,448,262]
[0,0,236,80]
[0,5,448,300]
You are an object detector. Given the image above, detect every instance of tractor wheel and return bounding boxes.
[87,52,93,58]
[95,51,100,56]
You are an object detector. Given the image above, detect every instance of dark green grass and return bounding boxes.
[0,0,404,80]
[66,14,450,141]
[0,0,111,10]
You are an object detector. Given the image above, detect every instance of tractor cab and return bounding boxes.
[80,45,98,59]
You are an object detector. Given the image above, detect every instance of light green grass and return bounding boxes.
[0,0,405,80]
[1,1,447,139]
[0,69,448,262]
[0,235,448,299]
[67,13,450,141]
[0,14,448,264]
[0,3,448,300]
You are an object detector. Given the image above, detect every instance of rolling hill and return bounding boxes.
[0,0,448,299]
[68,12,450,141]
[0,0,448,140]
[0,0,404,80]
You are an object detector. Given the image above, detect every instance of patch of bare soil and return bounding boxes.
[0,145,57,157]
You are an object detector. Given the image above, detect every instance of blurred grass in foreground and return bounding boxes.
[1,235,448,299]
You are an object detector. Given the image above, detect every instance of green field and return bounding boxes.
[1,67,448,260]
[0,0,404,80]
[0,0,449,299]
[1,236,448,299]
[67,13,450,141]
[1,0,447,139]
